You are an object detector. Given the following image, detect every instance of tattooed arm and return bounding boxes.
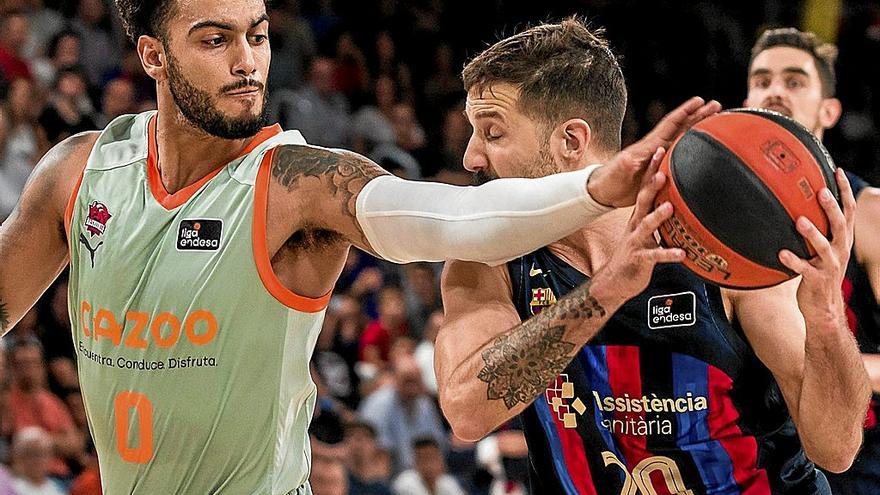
[0,132,97,335]
[436,167,685,441]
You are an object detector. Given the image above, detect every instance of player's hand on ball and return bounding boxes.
[588,97,721,207]
[591,148,686,305]
[778,168,856,325]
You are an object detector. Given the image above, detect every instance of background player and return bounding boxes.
[744,27,880,495]
[0,0,720,493]
[436,18,869,494]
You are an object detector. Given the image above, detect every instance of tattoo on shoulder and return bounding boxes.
[477,281,606,410]
[271,145,387,245]
[0,300,9,334]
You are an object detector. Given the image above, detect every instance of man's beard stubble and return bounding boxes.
[470,142,557,186]
[166,51,267,140]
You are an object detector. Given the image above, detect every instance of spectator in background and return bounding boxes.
[31,30,82,91]
[9,427,65,495]
[94,77,135,127]
[16,0,65,61]
[8,340,83,480]
[69,446,101,495]
[0,460,18,495]
[334,31,370,104]
[71,0,120,86]
[311,455,350,495]
[428,103,471,185]
[38,66,97,145]
[358,355,445,473]
[2,77,47,216]
[266,0,316,90]
[423,44,461,112]
[359,286,409,370]
[392,438,465,495]
[371,31,413,104]
[351,76,396,155]
[389,103,425,153]
[269,56,352,148]
[4,77,48,164]
[413,310,442,396]
[401,263,440,338]
[344,421,392,495]
[0,106,23,219]
[0,12,32,82]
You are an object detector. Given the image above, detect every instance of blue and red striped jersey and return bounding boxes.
[507,252,830,494]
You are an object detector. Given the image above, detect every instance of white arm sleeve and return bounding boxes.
[355,165,613,265]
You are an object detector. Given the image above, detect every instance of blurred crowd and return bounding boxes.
[0,0,878,494]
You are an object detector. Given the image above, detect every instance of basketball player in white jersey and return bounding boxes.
[0,0,719,493]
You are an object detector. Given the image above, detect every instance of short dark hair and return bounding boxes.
[462,17,627,152]
[344,420,377,439]
[413,437,440,450]
[749,28,837,97]
[47,29,80,59]
[114,0,178,43]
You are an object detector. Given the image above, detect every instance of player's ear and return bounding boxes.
[138,35,167,82]
[550,119,591,167]
[818,97,842,130]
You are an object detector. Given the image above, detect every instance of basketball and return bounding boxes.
[655,108,840,289]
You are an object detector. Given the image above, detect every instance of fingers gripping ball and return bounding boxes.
[654,108,840,289]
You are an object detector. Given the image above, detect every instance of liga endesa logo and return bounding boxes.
[647,292,697,329]
[176,219,223,251]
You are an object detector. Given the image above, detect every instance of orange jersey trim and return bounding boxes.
[253,148,332,313]
[146,115,282,210]
[64,164,87,246]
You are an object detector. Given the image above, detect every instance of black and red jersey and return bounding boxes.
[507,251,829,494]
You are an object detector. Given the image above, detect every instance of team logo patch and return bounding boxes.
[84,201,112,237]
[529,287,557,316]
[647,292,697,329]
[79,201,112,268]
[177,219,223,251]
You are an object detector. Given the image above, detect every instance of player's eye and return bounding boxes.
[484,128,503,141]
[786,77,804,89]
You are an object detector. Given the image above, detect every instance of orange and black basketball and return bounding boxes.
[655,108,839,289]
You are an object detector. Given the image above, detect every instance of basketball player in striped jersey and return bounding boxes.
[436,19,869,494]
[0,1,722,493]
[745,27,880,495]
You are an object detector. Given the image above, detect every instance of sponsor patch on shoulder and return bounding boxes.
[647,291,696,329]
[177,219,223,251]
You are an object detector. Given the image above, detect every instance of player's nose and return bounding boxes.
[231,39,257,77]
[462,133,488,173]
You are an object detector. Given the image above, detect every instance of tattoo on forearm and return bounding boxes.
[477,281,606,409]
[271,145,387,246]
[0,300,9,333]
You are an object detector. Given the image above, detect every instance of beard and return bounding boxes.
[166,51,267,139]
[471,169,498,185]
[471,141,557,185]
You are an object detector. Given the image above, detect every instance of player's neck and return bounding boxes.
[153,101,256,195]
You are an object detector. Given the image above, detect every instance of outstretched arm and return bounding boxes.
[0,132,97,335]
[436,163,685,441]
[729,169,870,473]
[269,98,720,265]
